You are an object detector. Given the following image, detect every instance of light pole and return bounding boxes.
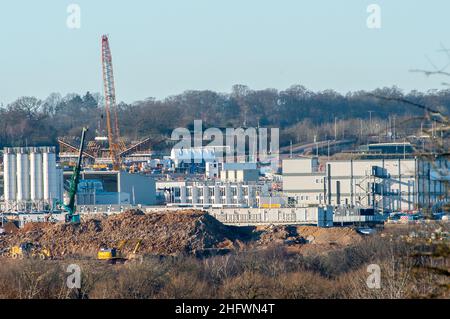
[290,140,293,158]
[314,135,318,156]
[327,140,330,160]
[334,117,337,141]
[393,115,396,142]
[368,111,374,134]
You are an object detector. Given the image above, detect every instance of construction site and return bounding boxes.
[0,33,448,300]
[0,35,363,261]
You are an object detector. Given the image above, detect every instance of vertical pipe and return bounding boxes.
[336,181,341,206]
[327,164,332,205]
[398,159,402,211]
[203,185,209,206]
[350,159,353,207]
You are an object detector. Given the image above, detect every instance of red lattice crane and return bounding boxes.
[101,34,123,170]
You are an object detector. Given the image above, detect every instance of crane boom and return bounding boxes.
[101,35,121,170]
[63,127,88,224]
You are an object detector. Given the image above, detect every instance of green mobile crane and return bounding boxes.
[62,127,88,224]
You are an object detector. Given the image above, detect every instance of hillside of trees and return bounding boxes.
[1,85,449,150]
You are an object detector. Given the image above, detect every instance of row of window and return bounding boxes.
[178,198,255,205]
[183,187,250,197]
[298,194,324,201]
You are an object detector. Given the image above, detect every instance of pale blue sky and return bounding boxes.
[0,0,449,105]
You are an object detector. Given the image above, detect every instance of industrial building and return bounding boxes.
[76,179,130,205]
[0,147,157,212]
[64,170,156,205]
[282,156,449,212]
[205,161,260,182]
[1,147,64,211]
[219,162,259,182]
[156,180,269,208]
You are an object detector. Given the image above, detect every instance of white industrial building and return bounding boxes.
[156,180,269,208]
[2,147,64,211]
[170,147,217,168]
[282,156,449,212]
[205,161,260,182]
[220,162,259,182]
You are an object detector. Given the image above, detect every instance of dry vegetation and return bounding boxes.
[0,226,448,299]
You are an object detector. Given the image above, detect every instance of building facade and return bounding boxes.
[157,180,269,208]
[282,156,449,212]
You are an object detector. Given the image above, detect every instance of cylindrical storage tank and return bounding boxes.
[191,185,198,205]
[214,184,220,205]
[16,149,30,201]
[57,168,64,202]
[180,186,187,204]
[225,184,232,205]
[3,149,17,201]
[236,184,243,205]
[203,185,209,204]
[43,148,57,203]
[30,149,43,201]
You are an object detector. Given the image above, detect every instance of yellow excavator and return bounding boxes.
[5,242,52,260]
[127,239,143,262]
[97,239,127,263]
[97,239,142,264]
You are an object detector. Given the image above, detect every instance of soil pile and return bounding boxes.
[0,209,235,257]
[0,210,363,258]
[253,224,361,254]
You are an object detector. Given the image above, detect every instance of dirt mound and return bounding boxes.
[0,210,364,258]
[0,209,236,257]
[296,226,361,245]
[2,222,19,235]
[253,224,361,254]
[21,222,52,233]
[256,225,306,245]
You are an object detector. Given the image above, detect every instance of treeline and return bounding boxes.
[1,85,449,149]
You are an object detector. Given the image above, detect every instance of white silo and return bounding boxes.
[43,147,58,203]
[3,148,17,202]
[56,168,64,202]
[30,148,43,201]
[16,149,30,201]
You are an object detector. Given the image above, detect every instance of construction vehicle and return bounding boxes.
[2,242,52,260]
[126,239,143,262]
[97,239,127,264]
[97,239,142,264]
[60,127,88,224]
